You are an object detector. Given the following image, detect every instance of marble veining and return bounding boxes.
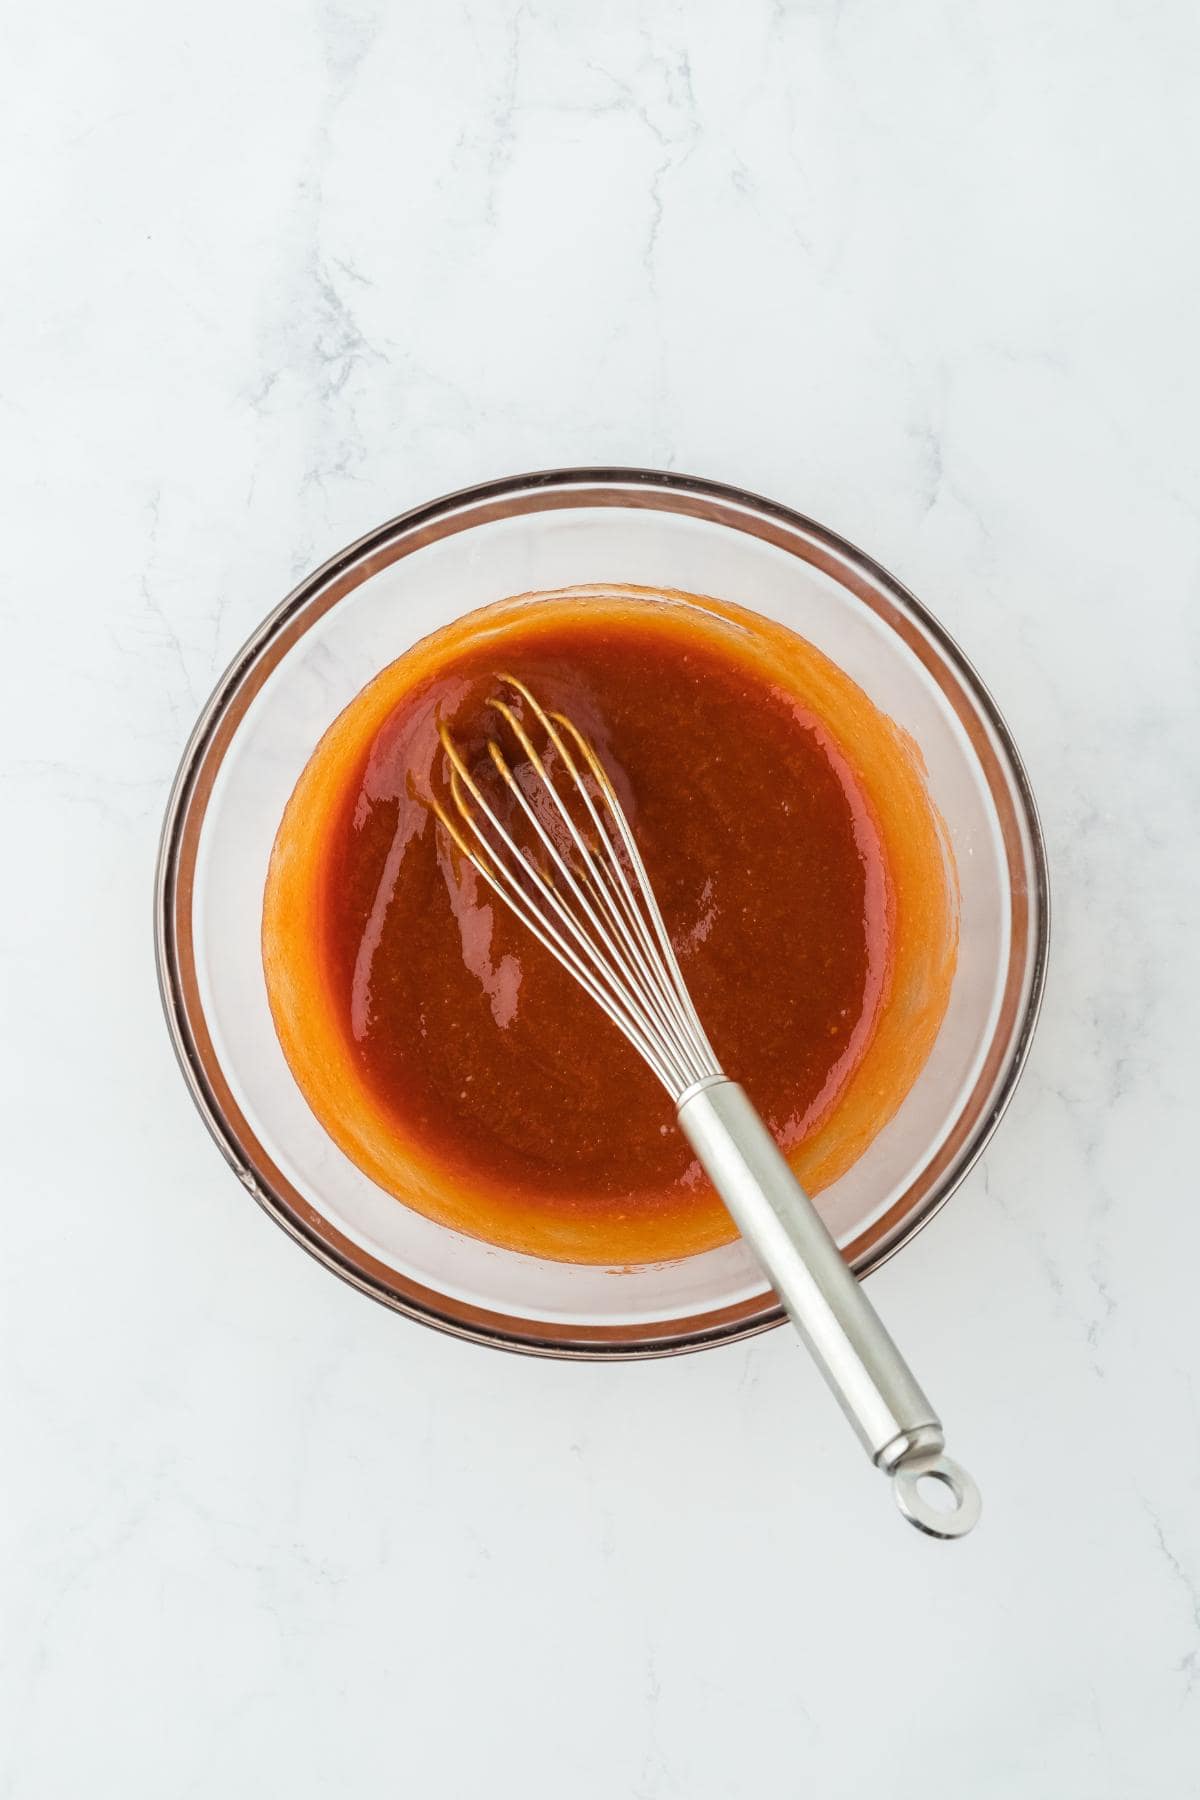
[3,1,1199,1795]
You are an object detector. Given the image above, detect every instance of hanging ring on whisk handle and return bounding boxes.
[676,1077,981,1539]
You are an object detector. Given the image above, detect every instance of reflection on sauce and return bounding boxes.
[263,587,958,1264]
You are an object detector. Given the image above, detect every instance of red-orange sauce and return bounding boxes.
[263,587,957,1264]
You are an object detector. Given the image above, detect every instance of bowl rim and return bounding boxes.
[154,465,1050,1359]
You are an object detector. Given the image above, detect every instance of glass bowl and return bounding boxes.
[155,468,1048,1357]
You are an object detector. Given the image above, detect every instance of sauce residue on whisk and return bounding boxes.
[263,586,957,1264]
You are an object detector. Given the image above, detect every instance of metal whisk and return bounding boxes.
[433,675,980,1539]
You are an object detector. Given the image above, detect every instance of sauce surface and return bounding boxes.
[263,588,957,1263]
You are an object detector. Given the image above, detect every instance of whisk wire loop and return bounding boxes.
[432,677,722,1100]
[433,741,683,1094]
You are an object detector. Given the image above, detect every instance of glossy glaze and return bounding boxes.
[263,589,958,1262]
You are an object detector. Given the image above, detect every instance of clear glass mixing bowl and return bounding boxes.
[155,469,1048,1356]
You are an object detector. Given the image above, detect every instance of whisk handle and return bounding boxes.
[677,1079,980,1538]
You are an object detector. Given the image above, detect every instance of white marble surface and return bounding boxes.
[3,2,1199,1794]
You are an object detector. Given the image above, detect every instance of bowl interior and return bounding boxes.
[168,479,1044,1352]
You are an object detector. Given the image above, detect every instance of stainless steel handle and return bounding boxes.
[677,1079,980,1539]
